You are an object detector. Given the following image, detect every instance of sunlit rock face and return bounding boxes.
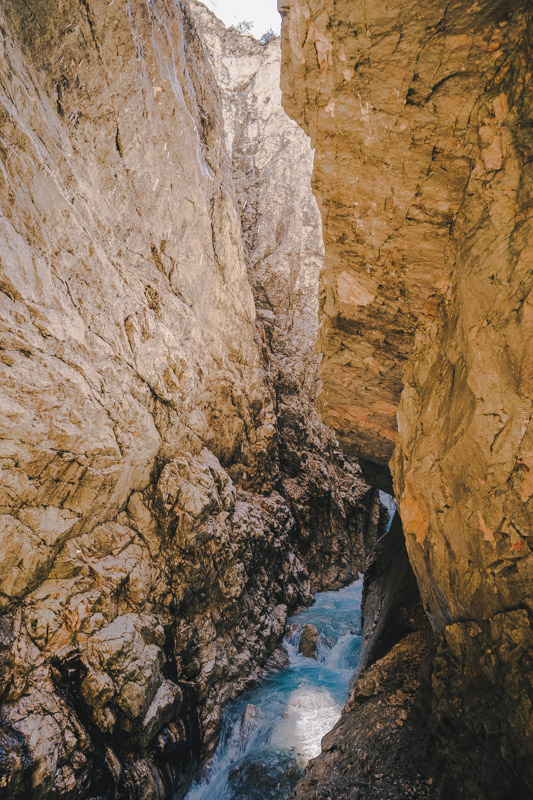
[280,0,532,795]
[190,1,371,591]
[0,1,374,797]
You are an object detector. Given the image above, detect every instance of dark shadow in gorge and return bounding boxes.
[289,512,441,800]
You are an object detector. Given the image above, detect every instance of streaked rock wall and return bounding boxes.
[280,0,533,794]
[0,1,374,796]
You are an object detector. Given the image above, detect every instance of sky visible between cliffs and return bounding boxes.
[205,0,281,38]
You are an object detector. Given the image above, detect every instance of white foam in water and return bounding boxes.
[185,578,363,800]
[270,685,342,762]
[282,626,302,660]
[326,631,356,671]
[379,490,397,531]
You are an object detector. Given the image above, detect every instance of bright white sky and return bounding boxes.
[205,0,281,39]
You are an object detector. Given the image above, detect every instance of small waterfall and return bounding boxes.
[184,579,362,800]
[282,624,302,659]
[325,631,359,671]
[379,490,397,531]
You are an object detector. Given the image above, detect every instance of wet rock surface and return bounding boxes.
[355,515,426,678]
[297,624,320,659]
[290,629,438,800]
[280,0,533,794]
[291,517,439,800]
[0,1,375,797]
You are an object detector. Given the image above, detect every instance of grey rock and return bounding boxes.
[142,681,183,745]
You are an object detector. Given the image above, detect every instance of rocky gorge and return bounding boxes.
[0,1,377,797]
[280,0,532,797]
[0,0,531,799]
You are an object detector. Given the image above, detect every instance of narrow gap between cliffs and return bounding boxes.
[183,579,364,800]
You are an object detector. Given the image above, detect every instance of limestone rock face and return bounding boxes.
[280,0,533,794]
[0,1,374,796]
[189,1,371,591]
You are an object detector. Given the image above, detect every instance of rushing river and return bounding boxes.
[185,579,363,800]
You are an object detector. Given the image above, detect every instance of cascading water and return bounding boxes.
[379,490,397,531]
[185,580,363,800]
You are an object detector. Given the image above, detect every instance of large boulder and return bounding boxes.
[298,624,320,659]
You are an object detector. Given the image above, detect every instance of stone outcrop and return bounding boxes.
[297,623,320,658]
[189,1,372,592]
[0,1,375,797]
[280,0,533,796]
[354,514,425,679]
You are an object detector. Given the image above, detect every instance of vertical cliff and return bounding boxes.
[0,1,373,797]
[280,0,532,796]
[189,1,372,591]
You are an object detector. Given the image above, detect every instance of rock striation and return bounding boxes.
[0,1,375,797]
[189,1,372,592]
[280,0,533,796]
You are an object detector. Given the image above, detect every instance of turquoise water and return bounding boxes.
[185,579,363,800]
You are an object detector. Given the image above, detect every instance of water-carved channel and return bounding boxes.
[186,580,363,800]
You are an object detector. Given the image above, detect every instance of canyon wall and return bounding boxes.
[189,1,373,591]
[0,2,373,797]
[280,0,533,796]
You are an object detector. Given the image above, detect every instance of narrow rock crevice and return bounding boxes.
[0,2,376,798]
[0,0,530,798]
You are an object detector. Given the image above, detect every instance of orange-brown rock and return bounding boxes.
[281,0,533,795]
[0,1,376,797]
